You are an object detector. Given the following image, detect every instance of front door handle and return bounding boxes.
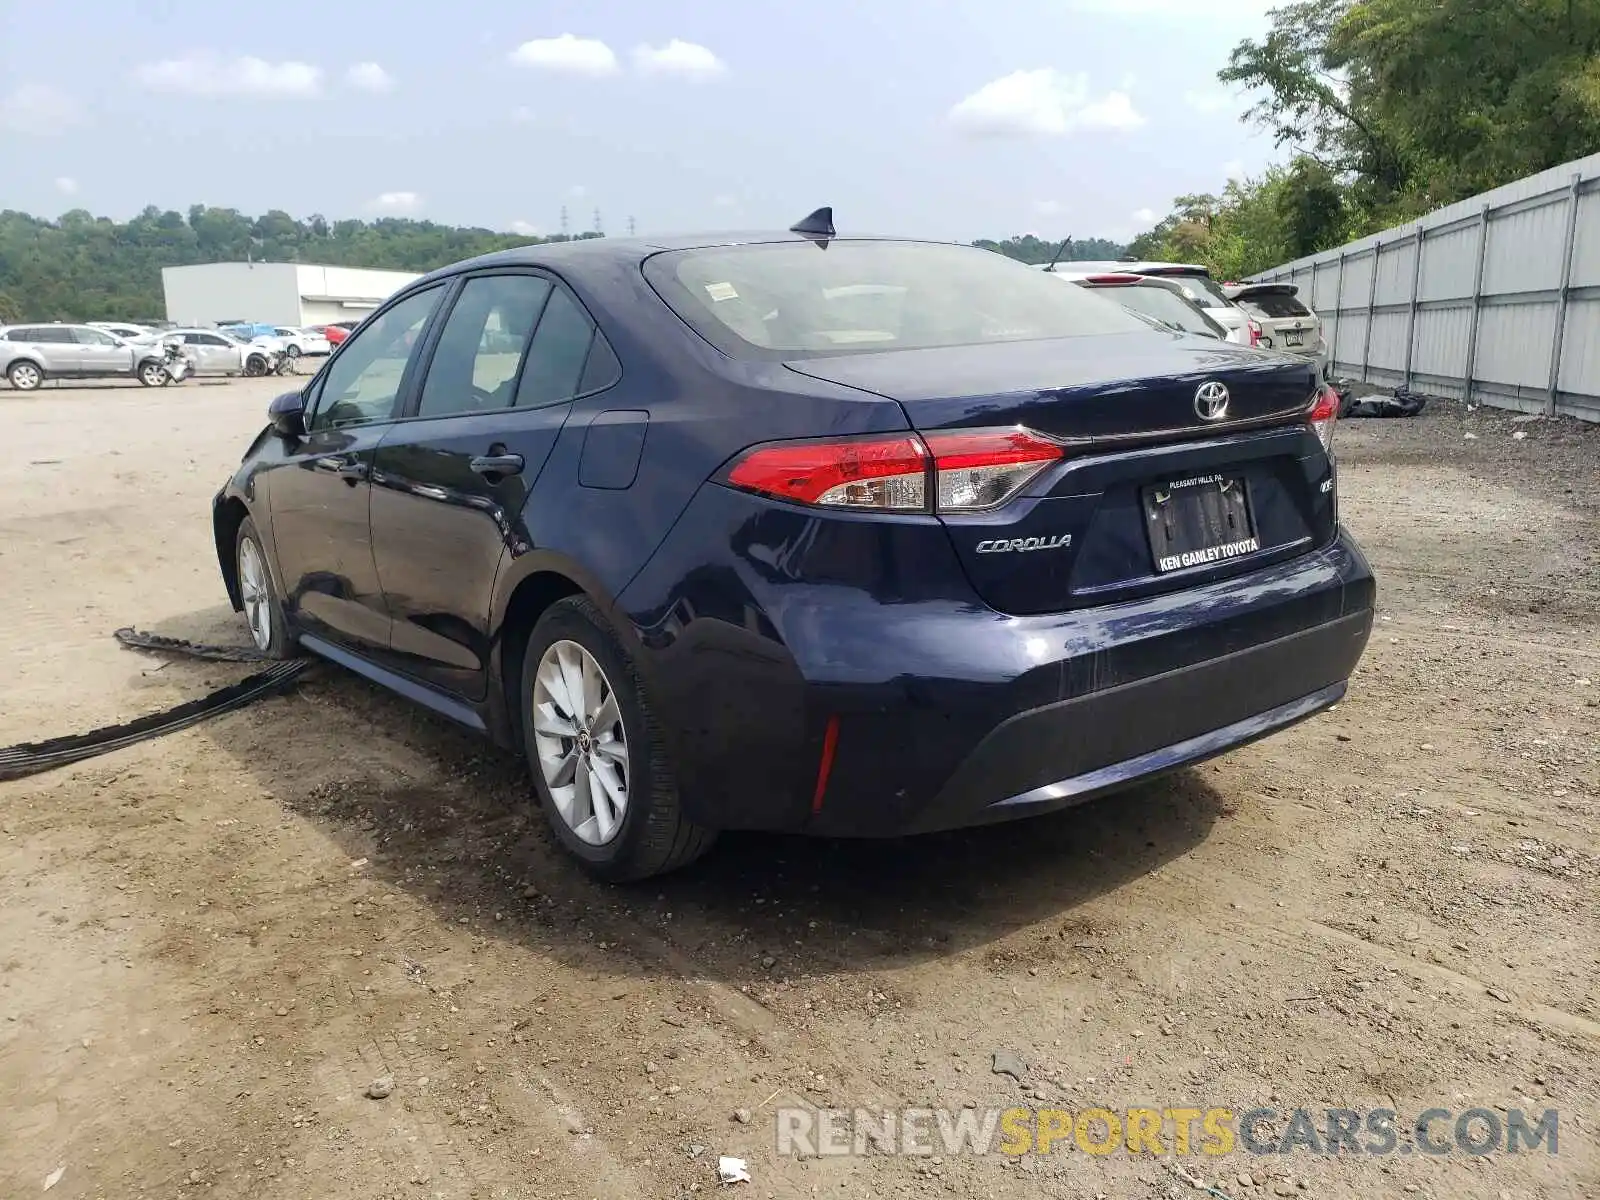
[315,455,368,485]
[469,453,524,478]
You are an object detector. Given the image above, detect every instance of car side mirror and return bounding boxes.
[268,390,306,438]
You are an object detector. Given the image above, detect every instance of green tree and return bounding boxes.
[970,234,1129,264]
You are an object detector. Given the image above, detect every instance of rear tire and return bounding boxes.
[520,595,715,881]
[7,360,43,391]
[235,517,294,659]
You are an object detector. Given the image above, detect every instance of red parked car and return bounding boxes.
[310,322,356,347]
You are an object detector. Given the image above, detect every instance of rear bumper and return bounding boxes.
[799,532,1374,836]
[901,619,1361,834]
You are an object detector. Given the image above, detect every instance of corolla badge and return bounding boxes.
[1194,380,1230,421]
[975,534,1072,554]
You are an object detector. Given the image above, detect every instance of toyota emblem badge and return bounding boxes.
[1194,380,1230,422]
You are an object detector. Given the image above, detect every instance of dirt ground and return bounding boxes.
[1,377,1596,1200]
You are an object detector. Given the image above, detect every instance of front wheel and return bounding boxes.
[244,355,266,377]
[138,360,169,387]
[520,596,714,881]
[235,517,294,658]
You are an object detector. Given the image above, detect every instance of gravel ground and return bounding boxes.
[1,379,1596,1200]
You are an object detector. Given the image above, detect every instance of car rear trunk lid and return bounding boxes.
[785,333,1334,614]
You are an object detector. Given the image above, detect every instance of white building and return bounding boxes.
[161,262,421,327]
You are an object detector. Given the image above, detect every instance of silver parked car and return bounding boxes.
[167,328,278,376]
[0,323,176,390]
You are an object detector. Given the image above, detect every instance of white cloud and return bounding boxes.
[950,70,1145,138]
[1033,199,1063,217]
[1133,207,1158,224]
[633,39,725,78]
[55,176,79,196]
[0,84,82,134]
[134,55,321,98]
[346,62,395,93]
[509,220,540,236]
[1184,89,1232,115]
[369,191,421,214]
[509,34,618,76]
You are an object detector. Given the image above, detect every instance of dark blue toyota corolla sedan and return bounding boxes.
[213,214,1375,880]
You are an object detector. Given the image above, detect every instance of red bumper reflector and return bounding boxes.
[810,715,840,814]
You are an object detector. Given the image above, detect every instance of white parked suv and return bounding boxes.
[1225,283,1329,379]
[1041,260,1261,349]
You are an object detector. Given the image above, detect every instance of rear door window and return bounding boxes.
[515,286,595,408]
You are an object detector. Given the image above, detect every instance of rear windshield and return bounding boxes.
[1098,285,1224,338]
[1139,269,1233,308]
[1238,291,1312,319]
[645,241,1149,359]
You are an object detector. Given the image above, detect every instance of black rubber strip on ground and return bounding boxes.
[0,658,312,782]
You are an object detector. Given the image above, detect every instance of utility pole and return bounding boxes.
[593,207,603,237]
[627,215,637,237]
[559,205,569,238]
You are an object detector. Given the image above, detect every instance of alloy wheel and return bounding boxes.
[9,363,41,390]
[238,536,272,652]
[531,640,629,845]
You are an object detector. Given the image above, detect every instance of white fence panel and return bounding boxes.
[1252,152,1600,422]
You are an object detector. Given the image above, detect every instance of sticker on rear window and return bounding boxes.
[704,282,739,303]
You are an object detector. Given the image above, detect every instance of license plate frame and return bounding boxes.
[1143,474,1260,574]
[1283,330,1305,347]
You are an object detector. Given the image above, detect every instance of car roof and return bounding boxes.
[413,230,957,287]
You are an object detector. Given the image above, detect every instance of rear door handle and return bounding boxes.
[469,453,524,477]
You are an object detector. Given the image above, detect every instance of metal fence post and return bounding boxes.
[1362,241,1381,376]
[1545,172,1583,415]
[1402,224,1425,389]
[1331,252,1347,370]
[1463,204,1491,403]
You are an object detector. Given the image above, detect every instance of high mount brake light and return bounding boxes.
[1308,385,1339,453]
[725,428,1063,514]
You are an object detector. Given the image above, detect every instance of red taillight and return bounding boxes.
[1247,318,1264,348]
[1308,385,1339,452]
[726,434,929,510]
[1085,273,1143,285]
[725,427,1063,513]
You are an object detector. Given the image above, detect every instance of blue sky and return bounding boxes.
[0,0,1279,243]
